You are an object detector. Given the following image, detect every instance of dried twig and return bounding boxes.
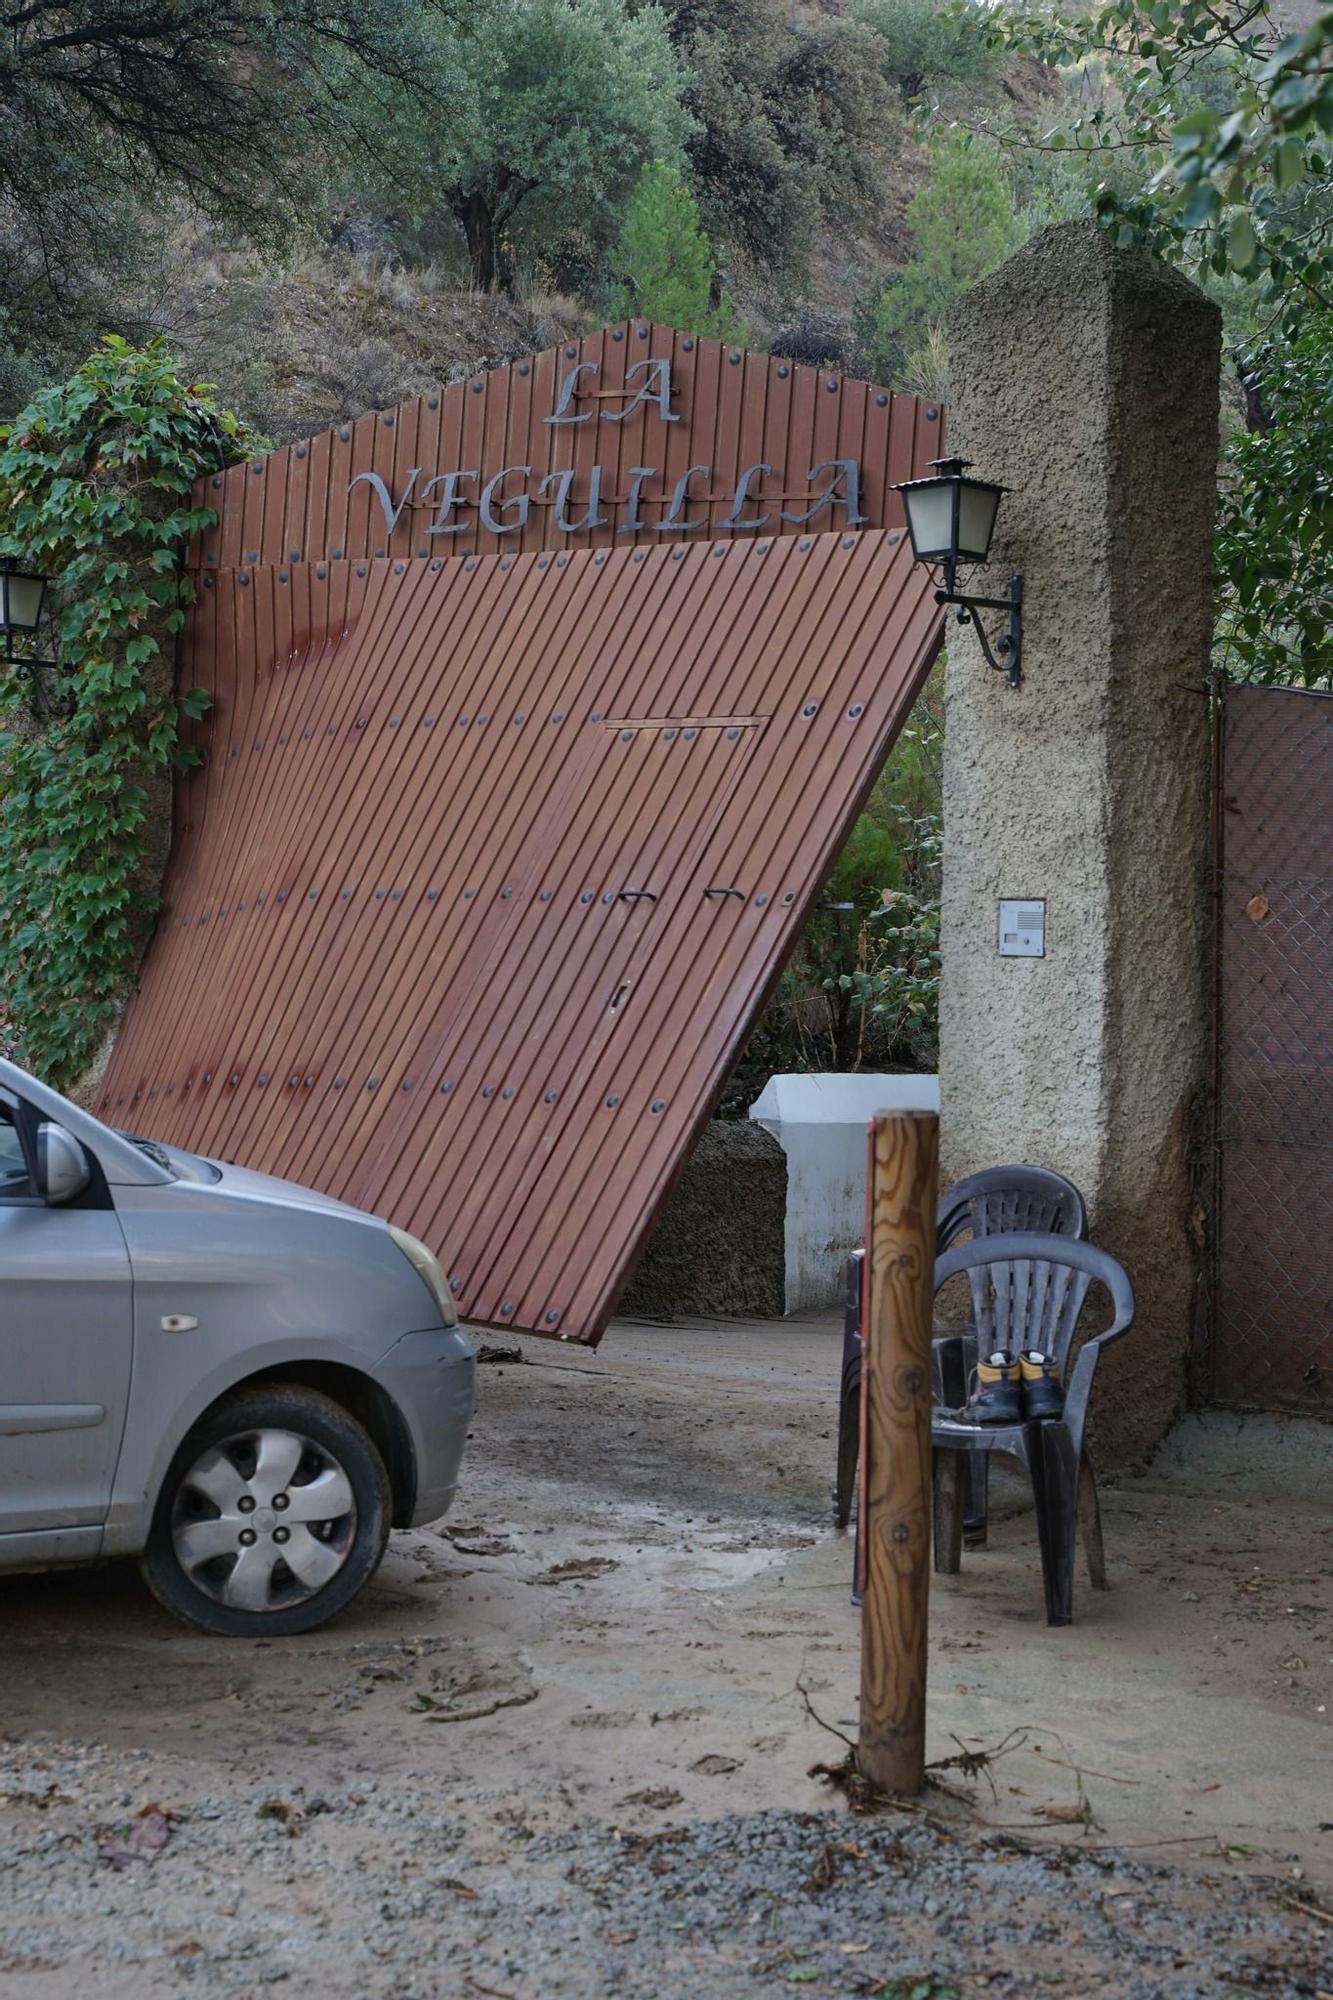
[794,1672,856,1751]
[1031,1745,1140,1787]
[1278,1894,1333,1929]
[926,1728,1029,1803]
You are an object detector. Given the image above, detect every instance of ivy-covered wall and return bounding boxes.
[0,338,262,1095]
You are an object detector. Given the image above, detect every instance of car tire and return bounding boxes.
[141,1383,391,1637]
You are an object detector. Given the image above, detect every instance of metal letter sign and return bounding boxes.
[423,469,477,535]
[349,467,421,536]
[722,463,773,531]
[600,356,678,424]
[541,465,609,535]
[192,324,942,567]
[546,359,599,423]
[659,465,710,533]
[479,466,532,535]
[239,327,945,559]
[781,461,869,527]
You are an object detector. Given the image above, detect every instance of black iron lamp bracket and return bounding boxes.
[2,652,75,720]
[933,572,1024,690]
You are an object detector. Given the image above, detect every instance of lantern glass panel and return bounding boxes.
[957,482,1001,564]
[0,567,46,635]
[902,483,956,562]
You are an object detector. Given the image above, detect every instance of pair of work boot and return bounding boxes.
[966,1350,1064,1424]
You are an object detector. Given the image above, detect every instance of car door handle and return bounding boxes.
[0,1404,106,1434]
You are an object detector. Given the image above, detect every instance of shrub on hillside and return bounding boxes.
[662,0,899,272]
[769,309,855,372]
[851,0,1001,105]
[608,162,743,338]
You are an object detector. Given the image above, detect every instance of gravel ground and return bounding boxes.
[2,1318,1329,1997]
[1,1745,1327,2000]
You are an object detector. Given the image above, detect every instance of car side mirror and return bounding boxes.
[37,1122,91,1204]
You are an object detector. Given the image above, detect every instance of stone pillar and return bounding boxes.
[940,222,1220,1469]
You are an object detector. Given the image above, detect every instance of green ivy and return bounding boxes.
[1214,321,1333,686]
[0,337,263,1087]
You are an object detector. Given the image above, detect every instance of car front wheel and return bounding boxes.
[141,1384,391,1637]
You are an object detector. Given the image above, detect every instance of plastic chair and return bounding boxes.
[833,1165,1087,1532]
[930,1233,1135,1626]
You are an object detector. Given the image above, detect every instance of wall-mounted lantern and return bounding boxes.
[0,557,71,718]
[0,557,47,649]
[891,457,1024,689]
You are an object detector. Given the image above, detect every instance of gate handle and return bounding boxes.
[618,889,657,902]
[703,886,744,900]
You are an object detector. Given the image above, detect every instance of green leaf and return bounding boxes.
[1227,212,1258,271]
[1258,30,1311,83]
[1273,136,1307,190]
[1179,181,1222,228]
[1171,108,1217,143]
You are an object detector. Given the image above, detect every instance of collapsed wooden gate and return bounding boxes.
[1208,679,1333,1411]
[99,328,945,1343]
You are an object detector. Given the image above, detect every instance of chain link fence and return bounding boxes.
[1209,680,1333,1411]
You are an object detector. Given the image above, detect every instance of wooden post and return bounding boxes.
[859,1108,939,1796]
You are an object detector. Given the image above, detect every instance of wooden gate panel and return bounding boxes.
[100,532,941,1343]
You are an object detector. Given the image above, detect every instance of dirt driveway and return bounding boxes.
[1,1313,1329,1997]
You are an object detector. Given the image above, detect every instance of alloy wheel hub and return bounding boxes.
[170,1427,357,1613]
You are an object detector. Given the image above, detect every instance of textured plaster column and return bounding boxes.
[941,222,1220,1469]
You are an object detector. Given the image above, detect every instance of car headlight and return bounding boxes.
[389,1225,458,1327]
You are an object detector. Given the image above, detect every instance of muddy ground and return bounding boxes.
[1,1312,1329,1997]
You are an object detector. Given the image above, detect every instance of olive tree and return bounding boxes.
[409,0,693,291]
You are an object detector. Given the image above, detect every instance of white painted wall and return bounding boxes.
[749,1073,940,1313]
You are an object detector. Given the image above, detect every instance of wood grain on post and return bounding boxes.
[859,1108,940,1796]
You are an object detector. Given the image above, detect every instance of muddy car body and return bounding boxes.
[0,1056,474,1634]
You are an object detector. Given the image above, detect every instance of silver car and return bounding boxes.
[0,1056,475,1636]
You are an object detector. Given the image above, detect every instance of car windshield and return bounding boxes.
[116,1131,221,1184]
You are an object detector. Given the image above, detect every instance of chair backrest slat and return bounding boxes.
[1026,1255,1054,1349]
[1055,1270,1092,1360]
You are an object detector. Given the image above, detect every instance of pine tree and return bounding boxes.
[861,133,1025,383]
[609,161,744,339]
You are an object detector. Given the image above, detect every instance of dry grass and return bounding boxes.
[136,219,583,443]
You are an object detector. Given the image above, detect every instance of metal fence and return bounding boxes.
[1210,679,1333,1411]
